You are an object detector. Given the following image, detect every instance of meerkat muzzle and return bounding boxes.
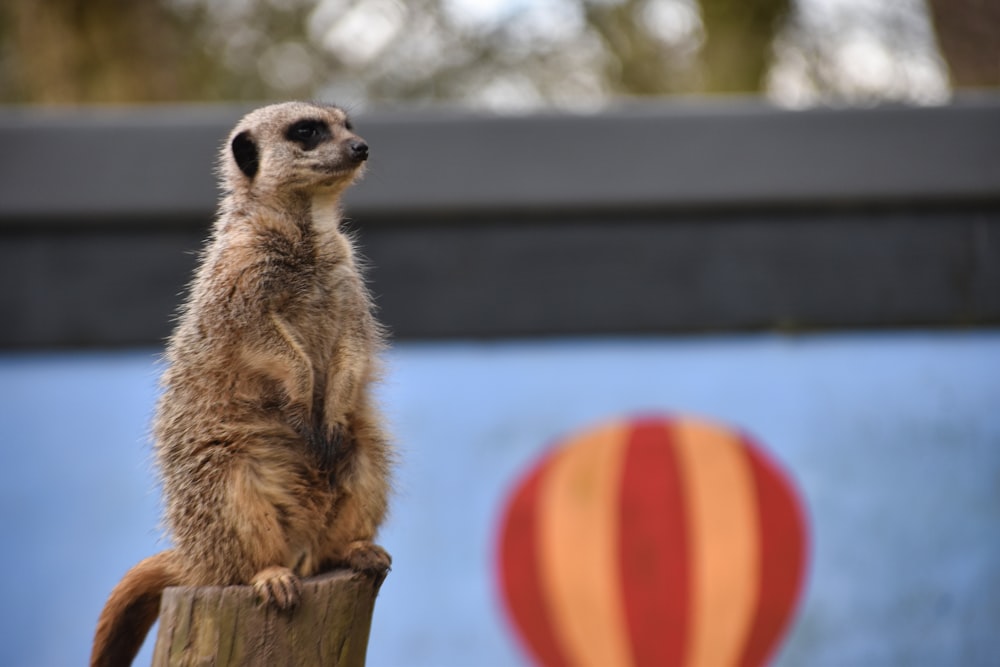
[348,139,369,162]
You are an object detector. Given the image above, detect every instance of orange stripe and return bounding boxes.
[674,419,760,667]
[538,421,632,667]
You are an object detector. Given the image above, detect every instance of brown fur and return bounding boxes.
[91,102,393,667]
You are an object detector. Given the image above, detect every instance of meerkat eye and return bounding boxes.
[285,119,330,151]
[344,119,354,132]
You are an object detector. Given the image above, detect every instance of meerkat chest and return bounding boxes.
[289,235,368,354]
[306,240,363,312]
[307,200,366,312]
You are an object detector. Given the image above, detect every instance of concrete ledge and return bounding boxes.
[1,97,998,222]
[2,98,998,346]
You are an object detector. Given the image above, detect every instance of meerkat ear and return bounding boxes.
[231,130,259,178]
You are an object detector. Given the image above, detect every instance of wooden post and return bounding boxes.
[151,569,386,667]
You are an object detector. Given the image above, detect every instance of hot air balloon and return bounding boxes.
[496,415,808,667]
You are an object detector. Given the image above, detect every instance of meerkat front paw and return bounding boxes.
[251,565,302,609]
[344,541,392,575]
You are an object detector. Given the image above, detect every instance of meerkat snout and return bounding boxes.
[348,139,369,162]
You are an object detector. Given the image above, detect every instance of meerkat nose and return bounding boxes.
[348,139,369,162]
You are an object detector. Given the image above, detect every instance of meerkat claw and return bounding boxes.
[252,566,302,610]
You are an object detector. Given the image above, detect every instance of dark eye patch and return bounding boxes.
[285,118,330,151]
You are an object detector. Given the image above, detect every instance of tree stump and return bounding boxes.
[151,569,386,667]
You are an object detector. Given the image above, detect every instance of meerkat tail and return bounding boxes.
[91,550,181,667]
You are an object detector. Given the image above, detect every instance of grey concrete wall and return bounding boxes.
[2,97,999,346]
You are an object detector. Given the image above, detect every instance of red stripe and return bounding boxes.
[739,438,809,667]
[618,418,690,666]
[498,457,570,667]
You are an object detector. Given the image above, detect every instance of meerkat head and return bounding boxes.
[221,101,368,201]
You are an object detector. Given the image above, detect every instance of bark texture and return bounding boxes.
[152,569,385,667]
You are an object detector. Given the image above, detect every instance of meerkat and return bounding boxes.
[90,101,393,667]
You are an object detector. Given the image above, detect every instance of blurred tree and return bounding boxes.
[699,0,790,92]
[0,0,980,108]
[0,0,232,103]
[583,0,700,96]
[0,0,789,105]
[0,0,326,102]
[1,0,187,103]
[767,0,949,106]
[927,0,1000,88]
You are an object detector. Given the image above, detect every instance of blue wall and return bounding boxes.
[1,330,998,666]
